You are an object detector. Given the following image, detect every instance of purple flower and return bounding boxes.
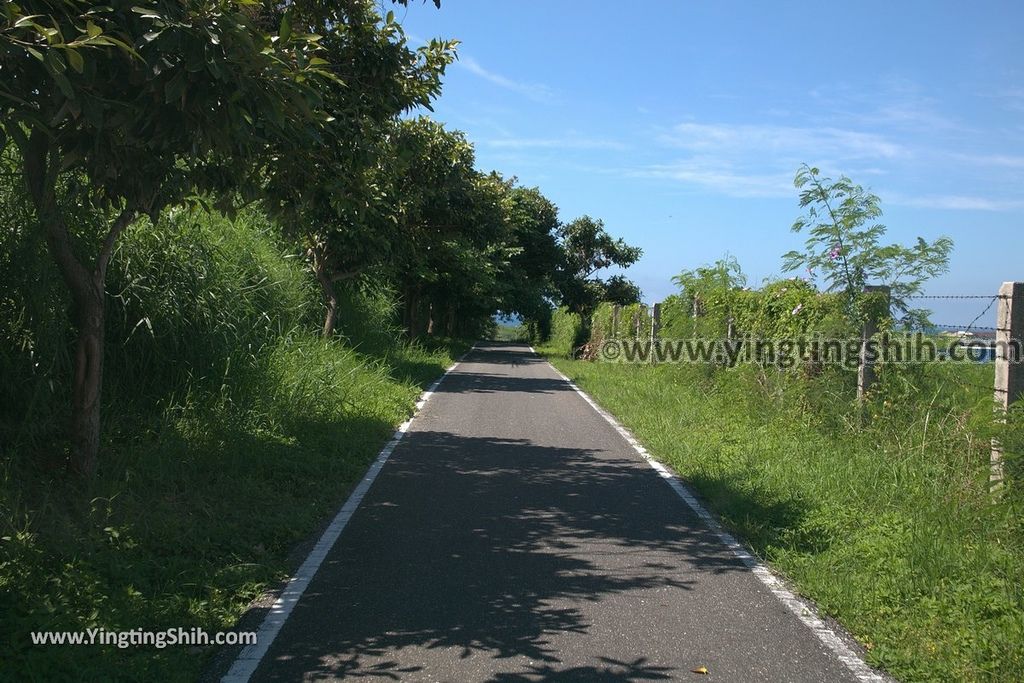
[829,244,842,260]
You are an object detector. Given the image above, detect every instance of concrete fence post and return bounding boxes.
[858,285,891,405]
[992,281,1024,488]
[612,305,621,338]
[651,303,662,365]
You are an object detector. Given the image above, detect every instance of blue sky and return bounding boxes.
[397,1,1023,325]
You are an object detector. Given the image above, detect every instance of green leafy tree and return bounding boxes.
[1,1,332,474]
[260,1,457,337]
[387,117,481,337]
[556,215,642,317]
[602,275,642,306]
[783,165,953,323]
[495,184,562,322]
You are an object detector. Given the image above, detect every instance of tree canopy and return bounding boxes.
[0,2,638,474]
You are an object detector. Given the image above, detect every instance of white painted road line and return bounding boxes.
[536,348,886,683]
[221,350,473,683]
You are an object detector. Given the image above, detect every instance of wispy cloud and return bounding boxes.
[889,193,1024,212]
[483,137,629,151]
[661,122,905,160]
[949,152,1024,169]
[810,78,963,132]
[458,56,557,103]
[636,121,907,198]
[631,158,794,198]
[988,86,1024,113]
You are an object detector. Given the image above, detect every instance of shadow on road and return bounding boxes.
[259,425,751,681]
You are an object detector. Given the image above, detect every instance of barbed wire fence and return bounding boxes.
[901,294,1007,394]
[640,284,1023,488]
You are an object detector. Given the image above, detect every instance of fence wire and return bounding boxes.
[909,293,1002,335]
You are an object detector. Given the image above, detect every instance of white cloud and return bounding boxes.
[483,137,629,151]
[458,56,557,103]
[889,193,1024,211]
[634,120,908,199]
[949,152,1024,169]
[661,122,905,160]
[631,158,794,198]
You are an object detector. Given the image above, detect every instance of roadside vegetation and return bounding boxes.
[539,167,1024,681]
[0,2,641,680]
[547,358,1023,681]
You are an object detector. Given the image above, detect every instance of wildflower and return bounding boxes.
[829,244,842,260]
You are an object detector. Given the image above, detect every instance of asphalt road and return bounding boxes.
[246,342,870,682]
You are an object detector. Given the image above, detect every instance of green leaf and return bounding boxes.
[279,9,293,43]
[386,10,395,24]
[131,6,162,19]
[85,20,102,38]
[65,48,84,73]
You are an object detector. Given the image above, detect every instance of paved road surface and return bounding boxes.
[247,343,869,682]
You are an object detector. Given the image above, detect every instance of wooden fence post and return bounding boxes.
[612,304,621,338]
[858,285,891,406]
[992,281,1024,488]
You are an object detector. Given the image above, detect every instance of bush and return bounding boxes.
[590,302,651,343]
[539,307,583,358]
[658,277,853,341]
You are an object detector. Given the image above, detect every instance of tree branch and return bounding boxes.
[96,207,136,280]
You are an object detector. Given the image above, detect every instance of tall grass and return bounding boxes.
[0,197,468,680]
[547,356,1024,681]
[534,307,582,358]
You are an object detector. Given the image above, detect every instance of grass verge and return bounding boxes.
[0,338,469,682]
[543,355,1023,682]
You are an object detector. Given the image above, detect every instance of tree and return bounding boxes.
[495,185,562,320]
[387,117,483,337]
[1,1,332,474]
[783,165,953,323]
[259,1,456,337]
[556,215,642,317]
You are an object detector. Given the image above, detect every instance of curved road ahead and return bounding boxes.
[235,343,878,682]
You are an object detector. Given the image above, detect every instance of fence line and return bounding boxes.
[617,282,1023,489]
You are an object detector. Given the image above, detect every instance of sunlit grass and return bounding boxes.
[545,356,1024,681]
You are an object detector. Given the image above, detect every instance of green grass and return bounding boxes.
[544,356,1024,682]
[0,337,468,682]
[492,323,530,343]
[0,199,472,681]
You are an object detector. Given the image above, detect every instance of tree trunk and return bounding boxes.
[20,130,134,476]
[406,286,421,339]
[426,302,435,336]
[68,285,105,476]
[314,263,338,338]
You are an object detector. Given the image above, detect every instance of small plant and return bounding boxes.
[783,165,953,326]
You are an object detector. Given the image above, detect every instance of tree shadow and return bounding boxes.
[683,470,829,557]
[435,371,571,395]
[253,429,750,681]
[486,656,673,682]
